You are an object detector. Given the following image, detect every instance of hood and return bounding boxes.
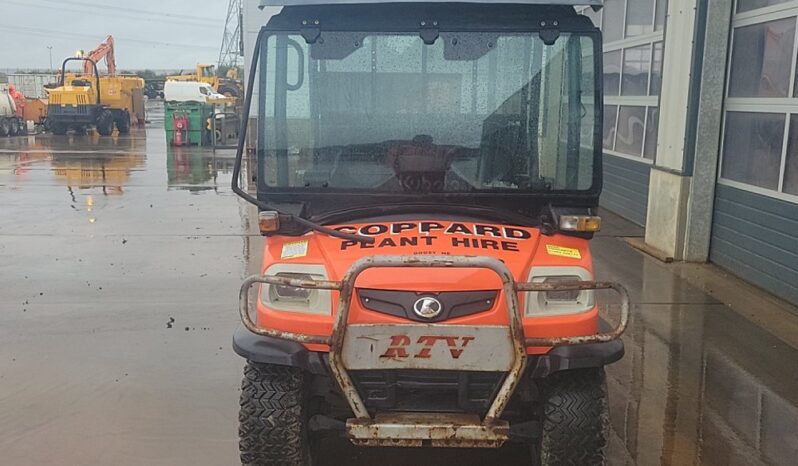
[262,219,593,291]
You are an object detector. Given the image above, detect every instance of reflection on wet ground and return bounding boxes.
[1,101,797,465]
[592,233,798,466]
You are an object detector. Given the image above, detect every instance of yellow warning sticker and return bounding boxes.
[546,244,582,259]
[281,240,309,259]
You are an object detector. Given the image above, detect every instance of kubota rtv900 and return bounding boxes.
[232,1,628,464]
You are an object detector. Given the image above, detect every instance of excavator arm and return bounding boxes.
[83,35,116,76]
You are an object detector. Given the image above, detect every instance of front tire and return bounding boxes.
[239,362,312,466]
[0,118,10,136]
[536,368,609,466]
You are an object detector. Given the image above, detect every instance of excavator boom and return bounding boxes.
[83,35,116,76]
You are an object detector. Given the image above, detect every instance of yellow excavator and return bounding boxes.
[47,36,145,136]
[166,64,241,97]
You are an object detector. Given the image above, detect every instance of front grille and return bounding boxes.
[358,289,498,322]
[49,104,92,117]
[351,369,505,415]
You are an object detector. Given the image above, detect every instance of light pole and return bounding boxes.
[47,46,53,72]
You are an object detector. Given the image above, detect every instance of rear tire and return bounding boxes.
[116,112,131,134]
[0,118,10,136]
[239,362,313,466]
[96,110,114,136]
[536,368,609,466]
[8,118,18,136]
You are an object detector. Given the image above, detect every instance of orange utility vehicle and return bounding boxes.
[232,1,628,464]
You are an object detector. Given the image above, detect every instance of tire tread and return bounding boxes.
[540,368,609,466]
[239,362,310,466]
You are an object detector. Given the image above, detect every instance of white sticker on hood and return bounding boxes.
[281,240,309,259]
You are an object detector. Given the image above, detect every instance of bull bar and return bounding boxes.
[238,255,630,447]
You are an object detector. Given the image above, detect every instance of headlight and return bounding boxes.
[271,273,315,302]
[540,276,582,302]
[525,266,595,316]
[260,264,331,315]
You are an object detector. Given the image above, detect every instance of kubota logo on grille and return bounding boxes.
[413,297,443,319]
[380,335,476,359]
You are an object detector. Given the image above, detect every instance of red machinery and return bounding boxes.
[8,84,25,118]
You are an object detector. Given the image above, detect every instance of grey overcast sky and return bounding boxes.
[0,0,228,71]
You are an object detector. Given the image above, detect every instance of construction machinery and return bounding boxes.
[81,35,116,76]
[0,87,25,136]
[47,36,145,136]
[167,64,241,97]
[2,80,47,132]
[22,97,48,128]
[229,1,629,464]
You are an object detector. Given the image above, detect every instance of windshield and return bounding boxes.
[259,31,598,194]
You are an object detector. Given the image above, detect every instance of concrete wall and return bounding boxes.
[641,0,703,260]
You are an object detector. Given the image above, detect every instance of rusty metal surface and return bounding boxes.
[516,281,630,347]
[347,413,509,448]
[238,254,630,434]
[324,255,530,424]
[341,324,514,371]
[238,274,339,345]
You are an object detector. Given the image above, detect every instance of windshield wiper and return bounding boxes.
[231,33,374,245]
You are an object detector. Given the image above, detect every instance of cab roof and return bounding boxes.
[260,0,601,6]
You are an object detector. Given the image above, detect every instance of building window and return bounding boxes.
[722,112,785,190]
[728,18,795,98]
[721,3,798,202]
[581,0,668,163]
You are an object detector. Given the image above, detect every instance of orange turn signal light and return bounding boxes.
[559,215,602,232]
[258,211,280,234]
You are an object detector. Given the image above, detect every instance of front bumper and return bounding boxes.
[232,320,624,378]
[47,105,99,125]
[235,255,629,447]
[233,320,624,379]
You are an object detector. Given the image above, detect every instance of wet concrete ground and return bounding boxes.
[2,102,798,465]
